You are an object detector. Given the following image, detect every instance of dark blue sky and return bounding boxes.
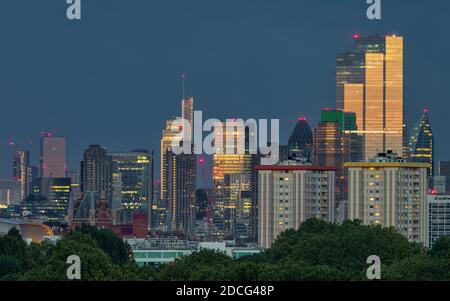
[0,0,448,178]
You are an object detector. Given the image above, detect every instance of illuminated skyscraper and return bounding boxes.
[111,150,153,211]
[408,109,434,177]
[13,149,32,201]
[337,35,404,160]
[212,120,253,233]
[182,97,194,142]
[40,132,67,178]
[287,118,313,162]
[166,151,196,235]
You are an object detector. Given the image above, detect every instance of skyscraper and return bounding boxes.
[110,150,153,211]
[287,118,313,162]
[40,132,67,178]
[337,35,404,160]
[212,120,253,233]
[182,97,194,142]
[166,151,196,235]
[13,149,32,201]
[408,109,434,177]
[80,145,113,203]
[313,109,357,221]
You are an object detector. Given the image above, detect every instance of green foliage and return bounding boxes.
[1,219,450,281]
[71,224,131,266]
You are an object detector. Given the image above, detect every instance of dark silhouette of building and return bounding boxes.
[288,118,313,161]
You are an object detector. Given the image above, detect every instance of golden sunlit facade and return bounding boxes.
[337,35,404,161]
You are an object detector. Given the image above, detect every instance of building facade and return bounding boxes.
[345,151,428,244]
[408,109,434,177]
[427,194,450,248]
[13,150,32,201]
[40,132,67,178]
[337,35,404,160]
[257,162,336,249]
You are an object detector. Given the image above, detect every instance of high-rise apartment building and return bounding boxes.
[257,162,336,249]
[40,132,67,178]
[337,35,404,160]
[408,109,434,177]
[345,151,428,244]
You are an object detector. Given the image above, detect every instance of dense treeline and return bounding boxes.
[1,220,450,281]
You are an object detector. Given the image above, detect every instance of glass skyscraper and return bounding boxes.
[408,109,434,177]
[337,35,404,160]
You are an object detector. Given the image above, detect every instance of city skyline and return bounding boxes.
[0,1,448,179]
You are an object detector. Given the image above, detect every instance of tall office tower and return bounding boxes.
[408,109,434,177]
[287,118,313,162]
[80,145,113,204]
[427,194,450,248]
[13,149,32,201]
[345,151,428,244]
[313,109,359,222]
[182,97,194,142]
[337,35,404,160]
[160,118,182,205]
[0,180,21,206]
[257,162,336,249]
[40,132,67,178]
[68,169,82,205]
[223,173,253,241]
[165,151,196,235]
[111,150,152,211]
[212,120,253,233]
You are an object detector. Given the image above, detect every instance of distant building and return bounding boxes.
[257,162,336,249]
[427,194,450,248]
[313,109,361,222]
[13,150,32,201]
[345,151,428,244]
[166,151,196,235]
[80,145,113,203]
[0,180,21,207]
[287,118,313,162]
[438,161,450,193]
[40,132,67,178]
[337,35,404,160]
[408,109,434,177]
[31,177,71,222]
[110,150,153,211]
[213,120,254,234]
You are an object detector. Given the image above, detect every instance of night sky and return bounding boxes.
[0,0,447,179]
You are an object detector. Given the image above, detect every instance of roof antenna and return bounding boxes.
[181,73,186,100]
